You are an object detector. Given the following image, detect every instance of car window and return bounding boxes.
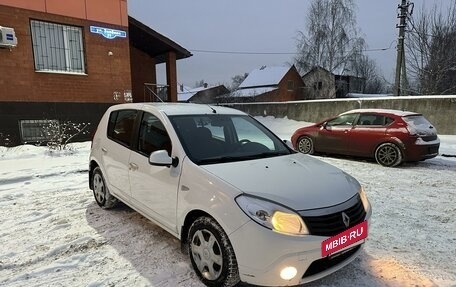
[327,114,358,126]
[357,114,375,125]
[137,112,171,156]
[356,114,392,126]
[107,109,137,146]
[403,115,434,134]
[170,114,291,164]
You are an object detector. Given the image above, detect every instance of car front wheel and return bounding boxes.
[92,167,118,208]
[297,136,314,154]
[375,143,403,167]
[188,217,240,287]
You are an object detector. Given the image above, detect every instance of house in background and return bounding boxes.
[178,84,229,104]
[301,66,365,99]
[0,0,191,145]
[229,65,305,102]
[334,67,366,98]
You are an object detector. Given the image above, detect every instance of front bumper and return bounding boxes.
[229,215,371,286]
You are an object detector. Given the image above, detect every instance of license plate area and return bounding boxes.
[321,221,368,257]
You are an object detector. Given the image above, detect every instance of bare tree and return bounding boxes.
[406,2,456,95]
[351,54,387,94]
[229,72,248,91]
[295,0,366,75]
[40,120,91,151]
[193,80,206,88]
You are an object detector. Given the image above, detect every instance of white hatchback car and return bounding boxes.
[89,103,372,287]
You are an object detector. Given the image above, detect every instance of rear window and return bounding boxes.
[403,115,434,134]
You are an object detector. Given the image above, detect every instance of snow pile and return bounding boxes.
[0,117,455,287]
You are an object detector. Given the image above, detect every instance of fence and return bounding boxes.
[225,95,456,135]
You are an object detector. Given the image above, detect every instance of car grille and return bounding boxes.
[428,146,439,154]
[300,195,366,237]
[421,135,438,142]
[302,245,361,278]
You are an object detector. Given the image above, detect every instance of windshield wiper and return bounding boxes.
[256,151,290,158]
[197,151,290,165]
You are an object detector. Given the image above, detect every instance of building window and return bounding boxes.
[30,20,85,74]
[313,81,323,90]
[287,80,294,91]
[19,119,58,142]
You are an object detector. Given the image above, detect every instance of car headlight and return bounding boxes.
[359,186,370,212]
[235,195,309,235]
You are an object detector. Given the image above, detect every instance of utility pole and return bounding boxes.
[394,0,412,96]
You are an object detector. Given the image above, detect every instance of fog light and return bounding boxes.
[280,266,297,280]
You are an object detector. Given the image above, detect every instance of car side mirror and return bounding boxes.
[149,150,179,168]
[320,122,328,130]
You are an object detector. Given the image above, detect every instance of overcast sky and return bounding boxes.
[128,0,451,88]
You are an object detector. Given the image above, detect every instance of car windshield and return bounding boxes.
[169,114,292,164]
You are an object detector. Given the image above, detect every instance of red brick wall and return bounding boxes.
[255,66,305,102]
[0,0,128,26]
[277,66,305,101]
[130,45,156,102]
[0,4,131,103]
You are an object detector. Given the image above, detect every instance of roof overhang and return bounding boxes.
[128,16,192,64]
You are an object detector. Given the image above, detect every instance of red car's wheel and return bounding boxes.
[297,136,314,154]
[375,143,403,167]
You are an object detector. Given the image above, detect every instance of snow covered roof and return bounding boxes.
[333,66,361,77]
[177,86,209,101]
[238,66,290,88]
[341,108,419,117]
[231,87,278,98]
[107,102,244,116]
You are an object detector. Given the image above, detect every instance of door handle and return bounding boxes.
[129,163,139,171]
[101,147,107,153]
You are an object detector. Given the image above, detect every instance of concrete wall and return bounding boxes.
[226,96,456,135]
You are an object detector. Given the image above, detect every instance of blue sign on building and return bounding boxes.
[6,34,13,41]
[90,26,127,40]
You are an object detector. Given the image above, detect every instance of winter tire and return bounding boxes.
[188,217,240,287]
[92,167,118,208]
[297,136,314,154]
[375,143,402,167]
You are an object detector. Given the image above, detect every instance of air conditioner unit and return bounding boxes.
[0,26,18,48]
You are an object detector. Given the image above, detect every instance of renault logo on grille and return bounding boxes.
[342,212,350,228]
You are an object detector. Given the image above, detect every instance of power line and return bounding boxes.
[190,49,295,55]
[189,46,395,56]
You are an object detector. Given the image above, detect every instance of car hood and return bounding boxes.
[201,153,360,211]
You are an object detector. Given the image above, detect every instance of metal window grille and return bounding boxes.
[30,20,85,73]
[19,119,59,143]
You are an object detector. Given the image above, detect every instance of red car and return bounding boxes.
[291,109,440,167]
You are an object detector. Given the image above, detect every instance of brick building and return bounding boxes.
[0,0,191,145]
[229,65,305,103]
[301,66,366,99]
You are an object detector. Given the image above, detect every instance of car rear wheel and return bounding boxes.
[375,143,402,167]
[188,217,240,287]
[297,136,314,154]
[92,167,118,208]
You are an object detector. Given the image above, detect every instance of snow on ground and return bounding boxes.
[0,116,455,287]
